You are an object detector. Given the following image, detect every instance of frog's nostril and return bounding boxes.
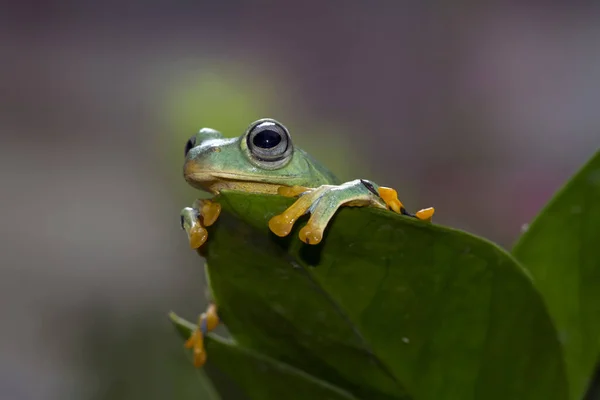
[184,136,196,157]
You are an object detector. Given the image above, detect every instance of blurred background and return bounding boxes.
[1,1,599,399]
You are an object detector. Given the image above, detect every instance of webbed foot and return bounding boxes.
[269,180,434,244]
[180,199,222,249]
[184,303,220,367]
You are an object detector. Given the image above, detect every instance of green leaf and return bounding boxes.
[170,313,358,400]
[513,150,600,400]
[178,191,567,400]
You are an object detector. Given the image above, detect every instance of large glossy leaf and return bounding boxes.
[170,313,357,400]
[176,191,567,400]
[513,150,600,400]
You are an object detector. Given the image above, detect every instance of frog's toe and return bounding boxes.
[268,213,297,237]
[181,207,206,248]
[184,327,207,367]
[184,304,219,368]
[196,199,221,227]
[202,303,220,333]
[415,207,435,222]
[298,223,324,245]
[298,203,338,245]
[378,186,405,214]
[189,224,209,249]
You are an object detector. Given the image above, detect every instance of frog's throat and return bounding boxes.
[185,171,293,195]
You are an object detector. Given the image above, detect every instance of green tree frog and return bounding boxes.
[179,118,434,367]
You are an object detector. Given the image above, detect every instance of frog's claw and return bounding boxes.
[184,303,219,368]
[180,199,221,249]
[269,179,435,245]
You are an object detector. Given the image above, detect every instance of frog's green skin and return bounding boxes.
[179,118,434,367]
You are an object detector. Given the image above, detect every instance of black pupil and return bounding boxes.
[253,129,281,149]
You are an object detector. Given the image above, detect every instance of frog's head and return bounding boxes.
[183,118,334,194]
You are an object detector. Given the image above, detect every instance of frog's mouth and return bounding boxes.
[184,168,287,195]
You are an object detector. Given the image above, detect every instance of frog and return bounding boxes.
[179,118,435,367]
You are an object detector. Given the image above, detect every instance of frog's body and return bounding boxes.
[179,118,434,367]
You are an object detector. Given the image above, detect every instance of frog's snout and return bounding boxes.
[184,128,224,158]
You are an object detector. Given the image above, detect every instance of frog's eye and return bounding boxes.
[246,119,293,166]
[184,135,196,157]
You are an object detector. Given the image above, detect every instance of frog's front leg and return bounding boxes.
[180,199,222,249]
[184,302,220,367]
[269,179,435,245]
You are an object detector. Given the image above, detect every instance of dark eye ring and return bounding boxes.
[246,119,293,167]
[184,135,196,157]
